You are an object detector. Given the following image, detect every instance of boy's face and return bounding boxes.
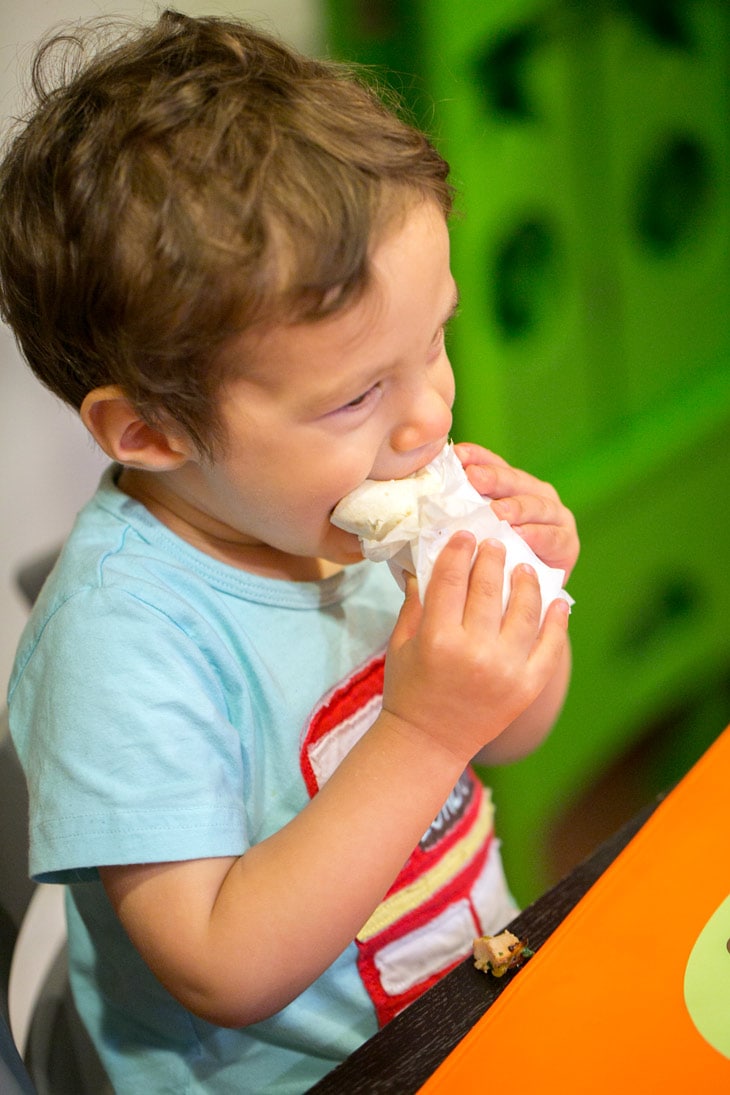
[176,197,457,576]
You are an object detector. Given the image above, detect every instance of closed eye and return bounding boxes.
[336,383,381,414]
[345,387,374,408]
[428,326,446,358]
[427,315,456,361]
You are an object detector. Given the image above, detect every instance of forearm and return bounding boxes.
[472,639,571,766]
[102,536,569,1027]
[102,709,466,1028]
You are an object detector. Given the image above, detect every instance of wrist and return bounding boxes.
[370,706,472,783]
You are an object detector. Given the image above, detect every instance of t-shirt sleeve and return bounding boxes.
[9,585,250,882]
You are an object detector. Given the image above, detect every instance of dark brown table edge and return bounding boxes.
[307,794,663,1094]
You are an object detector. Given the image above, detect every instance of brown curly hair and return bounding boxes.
[0,10,452,456]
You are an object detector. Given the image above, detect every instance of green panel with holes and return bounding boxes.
[324,0,605,475]
[482,408,730,903]
[596,0,730,418]
[324,0,730,469]
[320,0,427,100]
[421,0,603,475]
[324,0,730,905]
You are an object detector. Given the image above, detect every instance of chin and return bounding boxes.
[320,530,365,567]
[324,548,367,568]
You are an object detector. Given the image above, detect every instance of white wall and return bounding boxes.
[0,1,322,693]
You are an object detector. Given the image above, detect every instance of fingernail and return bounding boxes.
[451,530,476,547]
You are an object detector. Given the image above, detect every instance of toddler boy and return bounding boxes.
[0,11,577,1093]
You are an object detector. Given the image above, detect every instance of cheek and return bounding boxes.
[320,445,382,500]
[440,358,457,408]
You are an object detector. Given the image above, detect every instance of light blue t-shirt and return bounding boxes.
[8,466,515,1093]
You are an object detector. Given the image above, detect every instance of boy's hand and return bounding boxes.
[382,531,570,764]
[453,441,580,581]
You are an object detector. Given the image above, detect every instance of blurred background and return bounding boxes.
[0,0,323,698]
[2,0,729,906]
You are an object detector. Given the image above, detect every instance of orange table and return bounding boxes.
[418,725,730,1092]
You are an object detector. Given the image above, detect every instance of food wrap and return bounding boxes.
[331,444,573,622]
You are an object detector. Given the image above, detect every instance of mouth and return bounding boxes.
[329,440,451,523]
[370,439,452,484]
[330,442,450,541]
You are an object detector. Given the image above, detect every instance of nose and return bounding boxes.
[389,376,453,456]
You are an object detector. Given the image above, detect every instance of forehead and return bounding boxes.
[232,199,452,379]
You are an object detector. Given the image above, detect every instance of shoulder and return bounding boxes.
[7,492,230,716]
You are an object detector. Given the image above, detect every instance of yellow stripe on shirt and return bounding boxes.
[357,788,494,943]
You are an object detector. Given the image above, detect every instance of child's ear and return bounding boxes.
[80,386,194,470]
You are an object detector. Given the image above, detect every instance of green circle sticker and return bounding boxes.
[684,894,730,1057]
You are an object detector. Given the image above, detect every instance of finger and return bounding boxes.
[453,442,510,469]
[402,572,419,599]
[453,443,510,500]
[499,562,543,644]
[526,597,571,677]
[461,538,507,633]
[391,572,422,642]
[490,491,560,527]
[506,521,577,574]
[421,530,476,625]
[465,462,552,504]
[542,596,572,631]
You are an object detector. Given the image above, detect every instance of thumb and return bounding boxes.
[391,573,422,644]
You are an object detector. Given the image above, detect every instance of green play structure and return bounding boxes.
[323,0,730,904]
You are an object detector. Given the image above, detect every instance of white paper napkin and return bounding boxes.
[331,444,573,622]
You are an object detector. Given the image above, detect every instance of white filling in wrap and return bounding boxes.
[331,444,573,622]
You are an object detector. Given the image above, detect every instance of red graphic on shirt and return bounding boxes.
[301,653,496,1026]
